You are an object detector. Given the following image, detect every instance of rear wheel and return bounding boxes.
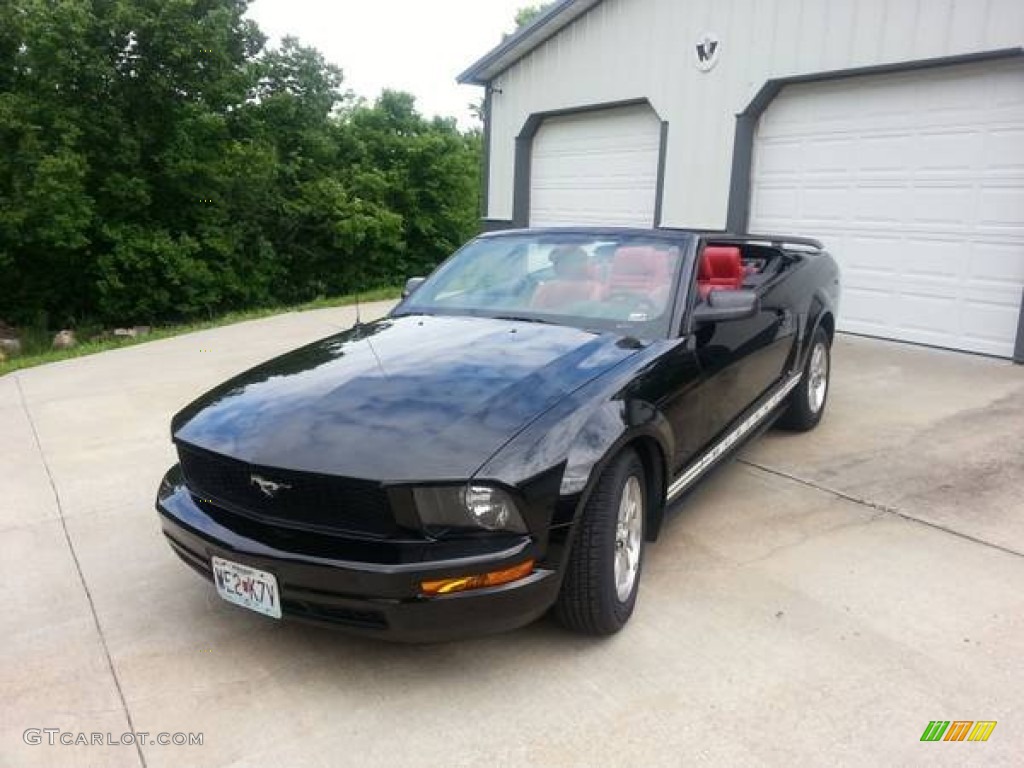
[554,449,646,635]
[778,326,831,431]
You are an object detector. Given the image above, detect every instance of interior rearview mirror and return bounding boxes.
[692,290,760,324]
[403,277,426,299]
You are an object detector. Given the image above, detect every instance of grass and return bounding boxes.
[0,286,401,377]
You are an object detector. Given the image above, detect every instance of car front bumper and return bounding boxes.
[156,467,562,642]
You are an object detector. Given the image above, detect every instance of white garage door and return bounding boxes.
[530,104,661,228]
[750,59,1024,358]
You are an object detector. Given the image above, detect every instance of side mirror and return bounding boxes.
[692,290,760,324]
[403,277,426,299]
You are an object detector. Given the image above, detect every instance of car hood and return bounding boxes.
[172,314,642,481]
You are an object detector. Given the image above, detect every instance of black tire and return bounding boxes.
[554,449,646,635]
[778,326,831,432]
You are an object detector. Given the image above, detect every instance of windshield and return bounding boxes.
[397,232,689,337]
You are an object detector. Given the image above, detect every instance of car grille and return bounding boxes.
[177,444,396,538]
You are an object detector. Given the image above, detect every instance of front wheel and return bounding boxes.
[554,449,646,635]
[778,326,831,431]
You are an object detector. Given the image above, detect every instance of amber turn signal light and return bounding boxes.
[420,559,535,596]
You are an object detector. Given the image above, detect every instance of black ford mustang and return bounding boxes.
[157,228,839,641]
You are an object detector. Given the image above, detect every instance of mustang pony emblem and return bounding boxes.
[250,474,292,497]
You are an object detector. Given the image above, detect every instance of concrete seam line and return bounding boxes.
[738,458,1024,560]
[737,513,885,566]
[15,375,148,768]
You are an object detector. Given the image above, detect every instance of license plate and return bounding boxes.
[211,557,282,619]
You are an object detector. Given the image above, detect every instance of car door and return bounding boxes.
[689,244,796,447]
[649,338,706,474]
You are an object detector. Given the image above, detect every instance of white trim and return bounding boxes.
[666,372,802,502]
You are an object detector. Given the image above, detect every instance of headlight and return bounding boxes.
[413,485,527,534]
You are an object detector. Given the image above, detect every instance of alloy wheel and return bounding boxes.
[807,342,829,413]
[613,475,643,602]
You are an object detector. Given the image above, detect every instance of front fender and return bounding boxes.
[559,399,672,496]
[473,342,676,571]
[555,400,674,546]
[476,377,674,544]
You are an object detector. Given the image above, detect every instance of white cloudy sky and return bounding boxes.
[247,0,529,127]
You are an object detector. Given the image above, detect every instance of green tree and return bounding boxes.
[343,91,480,286]
[0,0,482,329]
[515,4,553,30]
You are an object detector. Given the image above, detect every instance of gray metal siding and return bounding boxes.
[484,0,1024,228]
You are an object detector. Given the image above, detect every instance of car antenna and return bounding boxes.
[352,260,365,333]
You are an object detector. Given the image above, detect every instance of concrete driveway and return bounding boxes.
[3,302,1023,767]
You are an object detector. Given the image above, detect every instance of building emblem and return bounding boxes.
[695,32,721,72]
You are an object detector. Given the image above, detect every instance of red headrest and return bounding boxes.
[698,246,744,299]
[609,246,670,291]
[699,246,743,281]
[612,246,662,273]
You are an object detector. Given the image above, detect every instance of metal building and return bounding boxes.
[459,0,1024,359]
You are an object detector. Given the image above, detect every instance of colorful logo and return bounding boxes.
[920,721,996,742]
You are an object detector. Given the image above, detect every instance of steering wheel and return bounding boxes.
[513,273,542,297]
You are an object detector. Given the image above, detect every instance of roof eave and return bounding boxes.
[457,0,603,86]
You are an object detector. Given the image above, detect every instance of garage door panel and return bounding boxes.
[903,239,962,278]
[858,134,914,171]
[532,151,655,179]
[961,308,1022,355]
[755,138,804,176]
[534,188,654,227]
[530,105,660,228]
[911,185,978,225]
[913,131,980,171]
[979,186,1024,228]
[842,236,901,274]
[970,242,1024,282]
[897,295,961,333]
[802,139,856,172]
[985,129,1024,169]
[750,59,1024,357]
[901,278,964,302]
[841,288,895,332]
[853,185,907,223]
[748,188,796,222]
[794,185,848,222]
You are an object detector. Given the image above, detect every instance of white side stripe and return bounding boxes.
[666,372,803,502]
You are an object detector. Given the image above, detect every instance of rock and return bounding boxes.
[52,330,77,349]
[133,325,151,337]
[113,328,137,338]
[0,321,20,357]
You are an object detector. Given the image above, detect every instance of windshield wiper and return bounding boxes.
[492,314,558,325]
[392,309,435,318]
[492,315,605,336]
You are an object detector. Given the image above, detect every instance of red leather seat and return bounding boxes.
[531,245,603,311]
[531,279,603,310]
[698,246,744,300]
[608,247,671,295]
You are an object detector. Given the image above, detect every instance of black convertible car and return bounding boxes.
[157,228,839,640]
